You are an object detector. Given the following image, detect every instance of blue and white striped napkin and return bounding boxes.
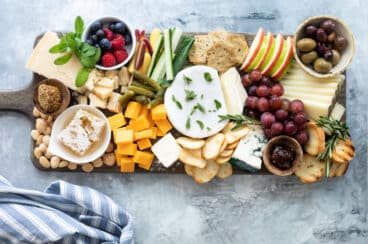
[0,175,134,244]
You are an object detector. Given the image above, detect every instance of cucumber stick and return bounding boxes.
[147,35,164,77]
[164,29,174,80]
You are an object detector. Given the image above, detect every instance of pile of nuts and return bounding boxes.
[32,106,117,172]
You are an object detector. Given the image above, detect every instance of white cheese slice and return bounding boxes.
[330,103,345,121]
[151,133,180,168]
[89,93,107,109]
[93,86,113,100]
[107,92,123,113]
[164,65,228,138]
[97,77,115,89]
[25,31,83,91]
[283,85,336,96]
[283,91,334,103]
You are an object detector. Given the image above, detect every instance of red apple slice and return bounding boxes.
[254,32,274,70]
[260,34,284,75]
[271,37,294,80]
[240,28,265,71]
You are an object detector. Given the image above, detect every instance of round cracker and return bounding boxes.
[184,164,194,176]
[207,42,237,73]
[193,160,220,184]
[176,137,205,150]
[216,162,233,179]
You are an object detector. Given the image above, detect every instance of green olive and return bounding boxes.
[314,58,332,73]
[331,49,341,66]
[301,51,318,64]
[296,38,317,52]
[327,31,336,43]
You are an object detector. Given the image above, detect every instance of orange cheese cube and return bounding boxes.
[151,104,167,121]
[117,143,137,156]
[134,128,154,141]
[129,116,150,131]
[150,127,157,140]
[156,127,165,137]
[108,113,126,131]
[120,158,135,173]
[124,101,141,119]
[137,138,152,150]
[139,105,149,117]
[154,119,172,134]
[133,151,154,170]
[114,150,124,166]
[114,128,134,144]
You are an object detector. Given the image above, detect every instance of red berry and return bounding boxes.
[249,70,262,82]
[271,84,284,96]
[114,49,129,63]
[256,85,270,97]
[111,34,125,50]
[242,74,252,87]
[289,99,304,114]
[103,27,114,40]
[257,97,269,112]
[101,52,116,67]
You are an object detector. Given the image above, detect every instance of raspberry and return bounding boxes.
[103,28,113,40]
[111,34,125,50]
[101,52,116,67]
[114,49,128,63]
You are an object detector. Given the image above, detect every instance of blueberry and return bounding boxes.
[85,39,94,46]
[115,22,127,34]
[96,29,105,40]
[95,43,100,49]
[99,38,111,50]
[109,23,116,32]
[91,34,98,43]
[90,21,102,33]
[124,33,132,45]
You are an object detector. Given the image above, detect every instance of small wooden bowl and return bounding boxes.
[263,136,303,176]
[293,15,355,78]
[33,79,70,116]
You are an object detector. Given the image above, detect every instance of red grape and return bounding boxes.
[294,112,308,125]
[297,123,307,131]
[281,99,291,111]
[271,122,284,137]
[289,99,304,114]
[264,128,272,139]
[246,96,258,110]
[296,131,309,144]
[248,85,257,96]
[256,85,270,97]
[241,74,252,87]
[275,109,288,121]
[271,84,284,96]
[260,76,272,87]
[269,96,282,110]
[260,112,275,128]
[257,97,269,112]
[249,70,262,82]
[284,121,298,136]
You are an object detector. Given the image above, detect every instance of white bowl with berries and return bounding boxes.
[82,16,136,70]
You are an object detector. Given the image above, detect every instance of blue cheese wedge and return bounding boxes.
[151,133,180,168]
[230,125,267,172]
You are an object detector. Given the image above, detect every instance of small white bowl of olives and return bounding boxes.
[293,15,354,78]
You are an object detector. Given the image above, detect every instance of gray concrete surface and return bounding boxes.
[0,0,367,243]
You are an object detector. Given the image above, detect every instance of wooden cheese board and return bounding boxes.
[0,31,347,175]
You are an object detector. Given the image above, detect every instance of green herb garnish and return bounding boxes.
[218,114,259,131]
[183,75,192,85]
[206,127,212,131]
[196,120,205,130]
[185,89,197,101]
[316,116,350,177]
[186,117,191,129]
[190,103,206,115]
[200,94,204,100]
[214,99,222,110]
[172,95,182,109]
[204,72,212,82]
[49,16,101,87]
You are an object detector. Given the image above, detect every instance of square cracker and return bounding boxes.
[226,34,249,65]
[189,35,214,64]
[207,42,237,73]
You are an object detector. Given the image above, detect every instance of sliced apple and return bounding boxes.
[240,28,265,72]
[260,34,284,75]
[254,33,274,70]
[246,32,273,71]
[271,37,294,80]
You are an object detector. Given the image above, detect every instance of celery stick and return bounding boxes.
[147,35,164,77]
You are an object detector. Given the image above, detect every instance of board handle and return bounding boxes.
[0,82,35,118]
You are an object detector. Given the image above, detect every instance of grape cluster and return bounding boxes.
[242,70,309,144]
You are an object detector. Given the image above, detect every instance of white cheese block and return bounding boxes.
[330,103,345,121]
[164,66,228,138]
[220,67,248,115]
[107,92,123,113]
[283,85,336,96]
[89,93,107,109]
[93,86,113,100]
[25,31,83,91]
[281,79,339,89]
[151,133,180,168]
[230,125,267,172]
[97,77,115,89]
[77,96,88,105]
[283,91,334,103]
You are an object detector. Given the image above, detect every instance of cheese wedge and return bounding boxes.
[93,86,113,100]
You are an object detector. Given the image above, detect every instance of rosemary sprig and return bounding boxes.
[218,114,260,131]
[316,116,350,177]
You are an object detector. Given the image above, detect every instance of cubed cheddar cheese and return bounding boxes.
[120,158,135,173]
[129,116,151,131]
[154,119,172,134]
[108,113,126,131]
[133,151,154,170]
[114,129,134,144]
[150,127,157,140]
[139,105,149,118]
[137,138,152,150]
[134,128,154,141]
[156,127,165,137]
[117,143,137,156]
[151,104,167,121]
[114,150,124,166]
[124,101,141,119]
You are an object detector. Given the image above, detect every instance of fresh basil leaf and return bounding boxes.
[79,55,97,68]
[196,120,204,130]
[183,75,192,85]
[185,89,197,101]
[172,95,182,110]
[75,16,84,38]
[49,43,68,53]
[204,72,212,82]
[214,99,222,110]
[54,52,73,65]
[92,47,101,63]
[76,67,90,87]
